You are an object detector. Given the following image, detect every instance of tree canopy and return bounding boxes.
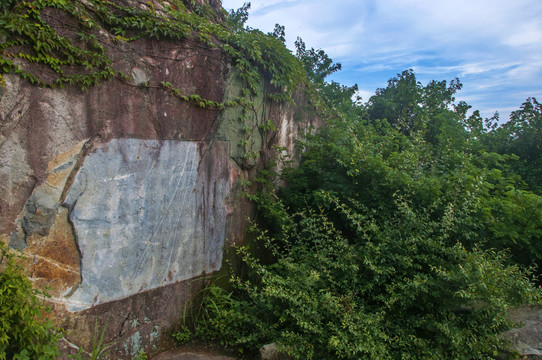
[191,33,542,359]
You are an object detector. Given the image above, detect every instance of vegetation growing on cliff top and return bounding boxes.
[0,0,304,102]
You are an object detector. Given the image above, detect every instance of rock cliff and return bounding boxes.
[0,0,320,357]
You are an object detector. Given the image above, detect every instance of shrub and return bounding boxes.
[0,242,62,360]
[196,195,541,359]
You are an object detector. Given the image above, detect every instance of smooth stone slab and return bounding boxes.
[63,139,230,311]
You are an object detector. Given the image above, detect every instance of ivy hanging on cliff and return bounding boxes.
[0,0,305,102]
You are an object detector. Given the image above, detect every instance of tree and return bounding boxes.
[295,37,342,85]
[227,2,251,32]
[269,23,285,43]
[282,71,542,269]
[293,39,362,120]
[367,69,422,133]
[193,71,542,359]
[484,98,542,193]
[366,70,465,146]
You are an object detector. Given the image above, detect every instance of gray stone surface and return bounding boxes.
[7,139,87,250]
[260,343,289,360]
[63,139,230,311]
[21,185,61,237]
[503,306,542,358]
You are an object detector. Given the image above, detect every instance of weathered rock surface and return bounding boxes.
[260,343,290,360]
[503,306,542,359]
[62,139,230,311]
[0,1,321,358]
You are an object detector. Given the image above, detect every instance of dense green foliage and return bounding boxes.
[280,71,542,269]
[196,207,539,359]
[2,2,542,359]
[0,243,62,360]
[480,97,542,194]
[192,57,542,358]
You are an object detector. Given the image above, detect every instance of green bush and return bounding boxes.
[279,72,542,270]
[194,70,542,359]
[0,242,62,360]
[196,195,540,359]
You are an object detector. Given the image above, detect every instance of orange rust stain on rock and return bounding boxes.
[30,261,80,298]
[26,207,80,270]
[46,169,73,189]
[32,260,79,285]
[25,207,81,296]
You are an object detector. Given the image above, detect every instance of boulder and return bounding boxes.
[503,306,542,359]
[260,343,290,360]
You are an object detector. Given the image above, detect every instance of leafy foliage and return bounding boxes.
[0,242,62,360]
[295,37,341,85]
[194,66,542,359]
[366,69,463,137]
[482,98,542,194]
[269,23,285,43]
[226,1,250,33]
[196,198,540,359]
[68,321,109,360]
[0,0,304,103]
[280,71,542,269]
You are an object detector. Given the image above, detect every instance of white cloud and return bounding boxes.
[505,62,542,81]
[504,23,542,47]
[412,62,520,78]
[221,0,542,117]
[355,89,374,102]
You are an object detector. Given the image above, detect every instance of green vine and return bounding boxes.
[0,0,114,89]
[0,0,304,166]
[0,0,306,105]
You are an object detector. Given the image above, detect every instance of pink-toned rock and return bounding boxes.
[0,1,322,358]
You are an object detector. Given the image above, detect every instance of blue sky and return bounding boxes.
[221,0,542,121]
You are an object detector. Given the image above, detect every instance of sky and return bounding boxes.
[221,0,542,121]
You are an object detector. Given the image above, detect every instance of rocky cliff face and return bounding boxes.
[0,0,320,357]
